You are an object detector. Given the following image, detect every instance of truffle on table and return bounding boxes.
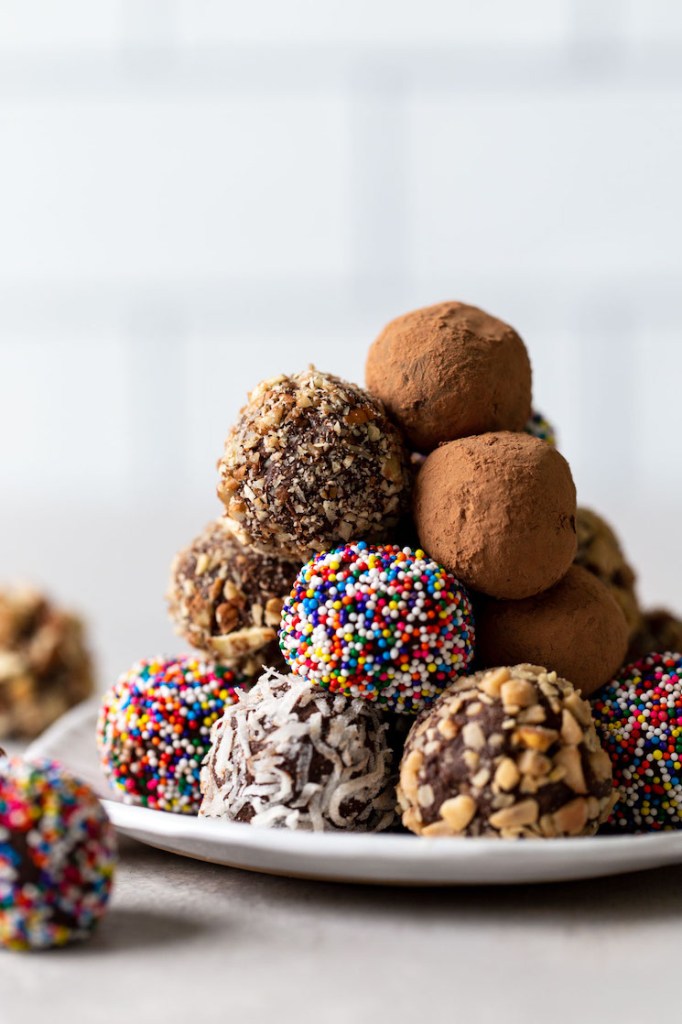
[0,758,117,950]
[476,566,629,698]
[592,653,682,832]
[200,669,397,832]
[397,664,615,838]
[168,517,298,673]
[574,507,642,640]
[414,432,577,600]
[0,586,94,739]
[217,368,411,562]
[365,302,532,452]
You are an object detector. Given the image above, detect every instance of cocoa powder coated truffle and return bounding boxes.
[477,566,629,697]
[414,432,577,600]
[200,669,396,832]
[217,369,411,561]
[365,302,532,452]
[168,518,298,673]
[397,664,615,838]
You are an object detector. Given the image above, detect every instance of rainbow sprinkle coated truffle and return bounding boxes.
[592,652,682,832]
[96,655,244,814]
[525,410,557,447]
[0,757,116,950]
[279,543,475,713]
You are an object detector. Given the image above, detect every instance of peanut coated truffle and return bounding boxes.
[397,664,615,838]
[217,369,411,561]
[476,566,629,697]
[168,518,298,673]
[414,432,577,600]
[365,302,532,452]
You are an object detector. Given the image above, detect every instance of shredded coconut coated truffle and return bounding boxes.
[200,668,397,832]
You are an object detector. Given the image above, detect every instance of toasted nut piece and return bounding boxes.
[401,807,423,831]
[462,721,485,750]
[539,813,559,838]
[209,626,275,660]
[466,702,483,717]
[514,726,559,752]
[439,795,477,832]
[491,792,515,810]
[554,746,587,793]
[563,690,592,726]
[479,667,511,698]
[442,696,463,717]
[472,768,491,788]
[517,704,546,725]
[417,784,435,808]
[589,747,613,782]
[494,758,520,791]
[194,552,210,575]
[561,709,584,745]
[437,717,458,740]
[421,820,458,838]
[517,750,552,776]
[489,799,539,829]
[264,597,284,627]
[520,775,540,794]
[463,750,480,770]
[551,797,589,835]
[501,679,536,709]
[586,796,600,820]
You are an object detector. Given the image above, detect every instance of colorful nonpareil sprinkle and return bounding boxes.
[592,652,682,832]
[525,410,557,447]
[279,543,475,713]
[96,656,243,814]
[0,757,117,951]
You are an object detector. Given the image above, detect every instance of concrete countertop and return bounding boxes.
[1,834,678,1024]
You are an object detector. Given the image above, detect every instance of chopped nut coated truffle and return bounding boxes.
[397,664,615,838]
[217,369,411,561]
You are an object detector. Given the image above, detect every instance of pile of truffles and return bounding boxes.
[98,299,682,837]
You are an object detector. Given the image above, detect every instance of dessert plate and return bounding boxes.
[25,700,682,886]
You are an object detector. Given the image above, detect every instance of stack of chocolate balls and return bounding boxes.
[97,301,682,838]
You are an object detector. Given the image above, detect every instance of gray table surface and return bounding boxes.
[0,830,678,1024]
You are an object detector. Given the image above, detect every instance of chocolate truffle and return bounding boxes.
[592,653,682,832]
[97,655,245,814]
[0,758,117,949]
[279,542,475,713]
[525,410,557,446]
[414,432,577,600]
[200,669,396,832]
[629,609,682,662]
[476,566,629,697]
[575,507,642,640]
[0,586,94,739]
[365,302,532,452]
[397,664,614,838]
[217,368,410,561]
[168,517,298,673]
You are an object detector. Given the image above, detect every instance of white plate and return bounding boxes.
[24,700,682,886]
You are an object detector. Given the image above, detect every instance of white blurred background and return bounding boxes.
[1,0,681,688]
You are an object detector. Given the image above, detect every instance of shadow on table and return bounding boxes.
[118,837,682,929]
[83,907,217,955]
